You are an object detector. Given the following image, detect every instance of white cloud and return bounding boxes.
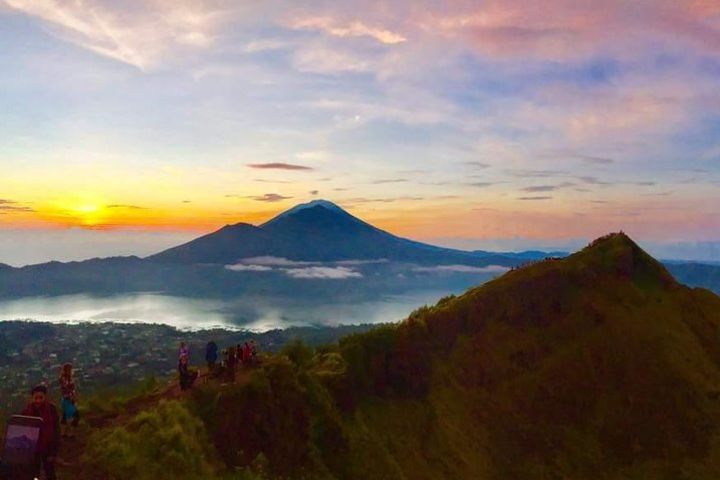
[284,266,363,279]
[290,16,406,44]
[412,264,510,274]
[238,256,315,267]
[238,255,388,268]
[225,264,273,272]
[334,259,388,265]
[3,0,225,69]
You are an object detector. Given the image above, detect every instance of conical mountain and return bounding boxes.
[149,200,511,265]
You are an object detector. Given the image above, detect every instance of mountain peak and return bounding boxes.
[275,199,344,216]
[220,222,257,231]
[581,232,643,258]
[261,199,349,227]
[572,232,676,286]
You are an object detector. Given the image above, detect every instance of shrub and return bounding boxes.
[194,357,313,476]
[281,338,314,369]
[85,376,161,417]
[83,400,216,480]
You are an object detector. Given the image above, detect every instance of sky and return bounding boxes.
[0,0,719,265]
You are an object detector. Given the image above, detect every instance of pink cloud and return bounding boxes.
[418,0,720,60]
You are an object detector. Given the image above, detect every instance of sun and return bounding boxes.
[70,203,106,226]
[40,196,110,228]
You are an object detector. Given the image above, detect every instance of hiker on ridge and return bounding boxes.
[205,340,218,370]
[237,343,245,366]
[21,385,60,480]
[178,355,198,391]
[250,340,258,365]
[225,346,237,380]
[179,341,189,362]
[59,362,80,438]
[243,342,252,366]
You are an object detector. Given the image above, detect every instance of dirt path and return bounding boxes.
[55,366,255,479]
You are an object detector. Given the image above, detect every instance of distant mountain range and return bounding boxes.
[472,249,568,260]
[0,200,717,301]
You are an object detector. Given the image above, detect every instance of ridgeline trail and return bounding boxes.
[56,366,255,479]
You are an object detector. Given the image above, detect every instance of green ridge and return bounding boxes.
[79,233,720,479]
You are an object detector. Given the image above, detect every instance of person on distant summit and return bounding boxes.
[59,363,80,438]
[21,385,60,480]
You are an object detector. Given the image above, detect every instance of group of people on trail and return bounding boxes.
[3,339,260,478]
[4,363,80,480]
[176,339,259,390]
[218,340,258,380]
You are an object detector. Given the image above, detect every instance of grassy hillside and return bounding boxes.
[74,233,720,479]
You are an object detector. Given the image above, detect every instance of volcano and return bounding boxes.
[149,200,511,266]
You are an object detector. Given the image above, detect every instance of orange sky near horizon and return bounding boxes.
[2,189,717,244]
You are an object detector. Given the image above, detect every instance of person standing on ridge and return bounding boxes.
[178,355,198,391]
[243,342,252,367]
[59,363,80,438]
[21,385,60,480]
[236,343,245,366]
[250,340,258,365]
[205,340,218,371]
[179,341,189,361]
[227,346,237,379]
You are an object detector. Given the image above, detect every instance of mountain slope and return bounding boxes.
[322,232,720,478]
[149,200,514,266]
[81,232,720,479]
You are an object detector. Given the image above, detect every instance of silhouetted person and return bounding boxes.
[226,347,237,380]
[205,340,218,370]
[179,341,189,362]
[250,340,258,365]
[243,342,252,366]
[59,363,80,438]
[178,356,198,391]
[236,343,245,365]
[21,385,60,480]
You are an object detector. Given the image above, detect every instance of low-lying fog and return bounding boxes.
[0,290,455,332]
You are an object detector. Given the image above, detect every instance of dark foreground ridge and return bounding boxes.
[33,233,720,479]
